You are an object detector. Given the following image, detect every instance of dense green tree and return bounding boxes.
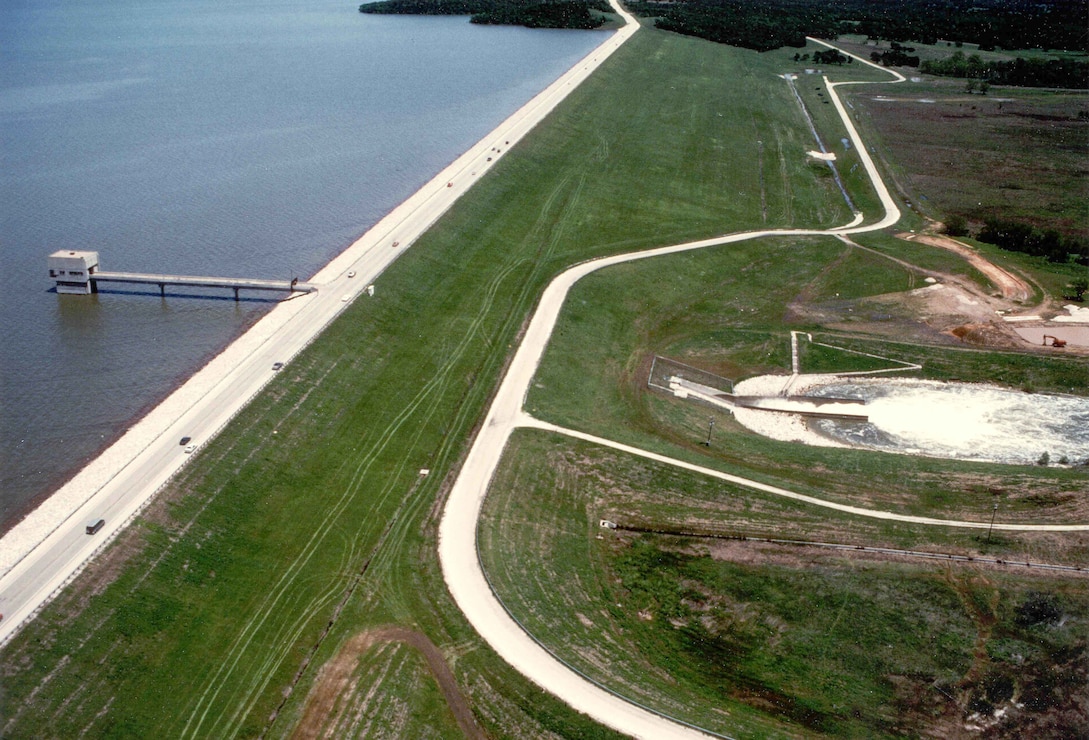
[624,0,1089,55]
[922,52,1088,88]
[977,218,1089,265]
[943,214,969,237]
[359,0,610,29]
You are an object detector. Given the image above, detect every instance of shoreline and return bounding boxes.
[0,22,627,583]
[0,308,270,539]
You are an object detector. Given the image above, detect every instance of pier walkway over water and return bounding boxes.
[89,271,317,299]
[48,250,317,300]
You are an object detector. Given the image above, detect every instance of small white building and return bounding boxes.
[48,250,100,294]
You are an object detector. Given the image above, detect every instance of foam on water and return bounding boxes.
[809,379,1089,465]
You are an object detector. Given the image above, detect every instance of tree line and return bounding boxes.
[870,42,920,68]
[624,0,1088,54]
[853,0,1088,53]
[359,0,610,29]
[626,0,836,52]
[947,215,1089,267]
[921,52,1088,89]
[358,0,1089,50]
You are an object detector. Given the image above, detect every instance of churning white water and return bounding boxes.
[808,379,1089,465]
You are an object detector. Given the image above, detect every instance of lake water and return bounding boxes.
[0,0,606,531]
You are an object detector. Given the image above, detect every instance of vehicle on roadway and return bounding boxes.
[347,271,356,278]
[184,444,196,454]
[272,362,283,371]
[85,518,105,535]
[179,436,191,445]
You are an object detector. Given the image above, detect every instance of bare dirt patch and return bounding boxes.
[783,233,1052,350]
[839,243,1074,352]
[900,232,1034,303]
[867,239,1027,345]
[291,626,485,740]
[672,535,1089,578]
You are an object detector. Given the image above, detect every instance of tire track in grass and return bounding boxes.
[258,479,422,737]
[222,459,428,738]
[240,181,580,729]
[365,177,584,593]
[317,242,546,597]
[182,248,532,738]
[183,377,441,734]
[335,246,541,613]
[223,585,345,735]
[3,361,339,738]
[220,535,362,736]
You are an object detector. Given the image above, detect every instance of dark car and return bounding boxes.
[179,436,191,445]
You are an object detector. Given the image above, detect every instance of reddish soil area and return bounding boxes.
[291,626,485,740]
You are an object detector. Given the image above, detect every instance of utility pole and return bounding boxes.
[702,418,715,447]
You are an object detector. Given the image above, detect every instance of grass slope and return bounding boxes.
[523,230,1088,523]
[479,429,1089,738]
[0,27,868,739]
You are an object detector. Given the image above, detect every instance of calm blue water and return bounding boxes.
[0,0,606,531]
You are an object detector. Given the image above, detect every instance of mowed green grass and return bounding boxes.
[0,27,874,739]
[479,429,1089,738]
[523,230,1089,524]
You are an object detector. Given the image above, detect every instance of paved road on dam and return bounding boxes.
[0,7,636,648]
[3,7,1084,738]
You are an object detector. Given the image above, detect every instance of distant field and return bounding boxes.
[840,76,1088,237]
[0,27,870,740]
[834,33,1089,67]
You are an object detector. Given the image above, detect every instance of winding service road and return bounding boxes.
[437,26,1088,740]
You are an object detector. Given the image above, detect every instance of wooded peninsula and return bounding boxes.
[359,0,612,29]
[361,0,1088,66]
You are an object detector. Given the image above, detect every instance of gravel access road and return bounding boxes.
[437,34,1086,740]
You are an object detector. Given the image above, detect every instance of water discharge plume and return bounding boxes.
[809,379,1089,465]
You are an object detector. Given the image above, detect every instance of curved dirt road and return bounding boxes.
[292,627,484,740]
[438,32,1087,740]
[900,231,1034,302]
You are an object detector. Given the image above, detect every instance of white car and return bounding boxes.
[184,444,196,454]
[347,270,356,278]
